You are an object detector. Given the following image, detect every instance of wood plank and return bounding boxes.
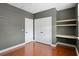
[56,35,77,39]
[56,24,76,26]
[56,19,76,22]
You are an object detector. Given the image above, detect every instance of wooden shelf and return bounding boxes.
[78,37,79,40]
[56,35,77,39]
[56,19,77,39]
[56,24,76,26]
[56,19,76,22]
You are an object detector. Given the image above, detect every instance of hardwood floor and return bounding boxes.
[2,42,77,56]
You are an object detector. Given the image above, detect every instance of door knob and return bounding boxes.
[40,32,43,33]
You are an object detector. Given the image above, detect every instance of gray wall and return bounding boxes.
[57,38,76,45]
[57,7,77,45]
[0,3,77,50]
[34,8,56,19]
[57,27,76,36]
[78,15,79,51]
[0,3,33,50]
[76,4,79,52]
[57,7,76,20]
[33,8,57,44]
[77,40,79,52]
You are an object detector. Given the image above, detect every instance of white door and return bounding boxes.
[35,17,52,44]
[25,18,33,42]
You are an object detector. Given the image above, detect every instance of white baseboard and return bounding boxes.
[75,47,79,56]
[56,42,79,56]
[56,42,76,47]
[35,41,79,56]
[0,40,56,55]
[0,41,32,55]
[34,40,56,47]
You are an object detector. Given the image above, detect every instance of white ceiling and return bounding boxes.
[9,3,76,14]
